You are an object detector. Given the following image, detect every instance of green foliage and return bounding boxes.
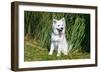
[68,17,85,49]
[24,11,90,61]
[25,11,90,51]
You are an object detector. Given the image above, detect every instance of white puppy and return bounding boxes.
[49,18,68,56]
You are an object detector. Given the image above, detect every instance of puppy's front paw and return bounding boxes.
[64,53,68,55]
[57,54,60,56]
[63,52,68,55]
[48,52,52,55]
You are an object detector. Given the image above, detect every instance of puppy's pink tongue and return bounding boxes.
[59,32,62,37]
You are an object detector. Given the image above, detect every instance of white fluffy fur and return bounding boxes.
[49,18,68,56]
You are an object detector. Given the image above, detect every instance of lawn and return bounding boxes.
[24,38,90,62]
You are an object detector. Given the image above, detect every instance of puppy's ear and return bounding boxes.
[61,17,65,22]
[61,17,66,26]
[53,19,57,24]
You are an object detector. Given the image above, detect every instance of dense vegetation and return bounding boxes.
[24,11,90,61]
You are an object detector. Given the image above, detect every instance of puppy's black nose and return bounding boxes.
[61,28,63,30]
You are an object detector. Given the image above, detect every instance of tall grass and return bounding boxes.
[24,11,90,53]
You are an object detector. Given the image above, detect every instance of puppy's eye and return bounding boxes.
[58,25,60,26]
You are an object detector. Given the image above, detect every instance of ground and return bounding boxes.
[24,38,90,61]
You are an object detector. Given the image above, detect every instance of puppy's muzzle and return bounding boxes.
[58,27,63,32]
